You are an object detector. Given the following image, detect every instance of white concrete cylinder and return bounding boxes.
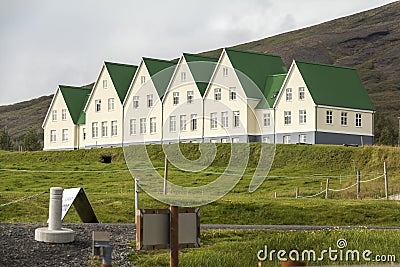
[48,187,63,230]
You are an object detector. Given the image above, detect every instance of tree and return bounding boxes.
[0,128,13,151]
[23,128,41,151]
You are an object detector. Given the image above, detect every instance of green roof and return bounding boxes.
[105,62,138,103]
[59,86,92,124]
[225,48,287,100]
[183,53,219,96]
[296,61,375,110]
[143,58,177,98]
[256,74,287,109]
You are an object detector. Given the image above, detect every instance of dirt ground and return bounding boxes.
[0,223,135,267]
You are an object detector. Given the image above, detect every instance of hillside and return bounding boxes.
[0,2,399,145]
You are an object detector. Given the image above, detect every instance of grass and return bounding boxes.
[129,229,400,266]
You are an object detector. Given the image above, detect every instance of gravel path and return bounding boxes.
[0,223,135,267]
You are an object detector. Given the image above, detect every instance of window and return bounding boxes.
[82,128,86,140]
[147,94,153,108]
[169,116,176,132]
[173,92,179,105]
[286,88,292,101]
[92,122,98,138]
[108,98,115,111]
[210,139,217,143]
[223,67,228,77]
[181,72,186,81]
[356,113,362,127]
[284,111,292,125]
[102,121,108,137]
[150,117,156,134]
[133,96,139,109]
[221,112,228,128]
[210,112,218,129]
[180,115,187,131]
[263,113,271,127]
[61,109,67,120]
[299,110,307,124]
[111,121,117,136]
[130,119,136,135]
[191,114,197,131]
[62,129,68,142]
[140,118,146,134]
[299,134,307,143]
[187,91,194,104]
[232,137,239,143]
[283,135,291,144]
[95,100,101,112]
[50,130,56,142]
[299,87,305,100]
[229,87,237,100]
[326,110,333,124]
[52,110,57,121]
[263,136,271,144]
[221,138,228,143]
[233,111,240,127]
[141,76,146,85]
[214,88,221,101]
[341,112,348,126]
[103,80,107,89]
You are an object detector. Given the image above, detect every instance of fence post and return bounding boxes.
[295,188,299,199]
[357,171,361,200]
[384,162,389,200]
[135,178,139,225]
[325,178,329,199]
[164,156,168,195]
[274,192,277,199]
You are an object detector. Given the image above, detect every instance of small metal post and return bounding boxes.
[101,245,112,267]
[325,178,330,199]
[164,156,168,195]
[274,192,277,198]
[170,205,179,267]
[384,162,389,200]
[135,178,139,224]
[357,171,361,199]
[295,188,299,199]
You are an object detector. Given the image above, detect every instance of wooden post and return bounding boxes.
[325,178,329,199]
[295,188,299,199]
[357,171,361,200]
[170,205,179,267]
[274,192,277,198]
[164,156,168,195]
[384,162,389,200]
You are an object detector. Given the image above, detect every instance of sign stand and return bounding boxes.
[170,205,179,267]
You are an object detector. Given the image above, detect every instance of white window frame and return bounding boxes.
[103,80,107,89]
[108,98,115,112]
[232,137,239,143]
[95,99,101,112]
[150,117,156,134]
[52,110,57,121]
[92,122,98,138]
[133,96,139,109]
[50,130,56,142]
[299,87,305,100]
[263,113,271,127]
[283,135,291,144]
[140,118,146,134]
[221,112,228,128]
[356,113,362,127]
[214,88,221,101]
[299,134,307,143]
[326,110,333,124]
[284,111,292,125]
[341,112,348,126]
[223,67,228,77]
[181,72,186,81]
[180,115,187,131]
[263,136,271,144]
[61,109,67,121]
[299,110,307,124]
[82,128,86,140]
[191,114,197,131]
[62,129,68,142]
[286,88,292,101]
[130,119,136,135]
[111,121,117,136]
[229,87,237,100]
[187,91,194,104]
[169,116,176,132]
[210,112,218,129]
[173,92,179,105]
[141,76,146,85]
[102,121,108,137]
[147,94,153,108]
[233,111,240,128]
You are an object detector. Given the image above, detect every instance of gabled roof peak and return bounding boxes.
[294,60,356,71]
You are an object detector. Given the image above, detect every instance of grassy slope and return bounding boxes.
[0,3,399,144]
[1,144,400,226]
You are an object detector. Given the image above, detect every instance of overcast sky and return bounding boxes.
[0,0,396,106]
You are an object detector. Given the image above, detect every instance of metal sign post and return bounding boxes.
[170,205,179,267]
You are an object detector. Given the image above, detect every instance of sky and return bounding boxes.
[0,0,397,106]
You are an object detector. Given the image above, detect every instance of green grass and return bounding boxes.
[1,144,400,225]
[129,229,400,266]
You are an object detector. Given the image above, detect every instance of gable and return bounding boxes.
[296,61,375,111]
